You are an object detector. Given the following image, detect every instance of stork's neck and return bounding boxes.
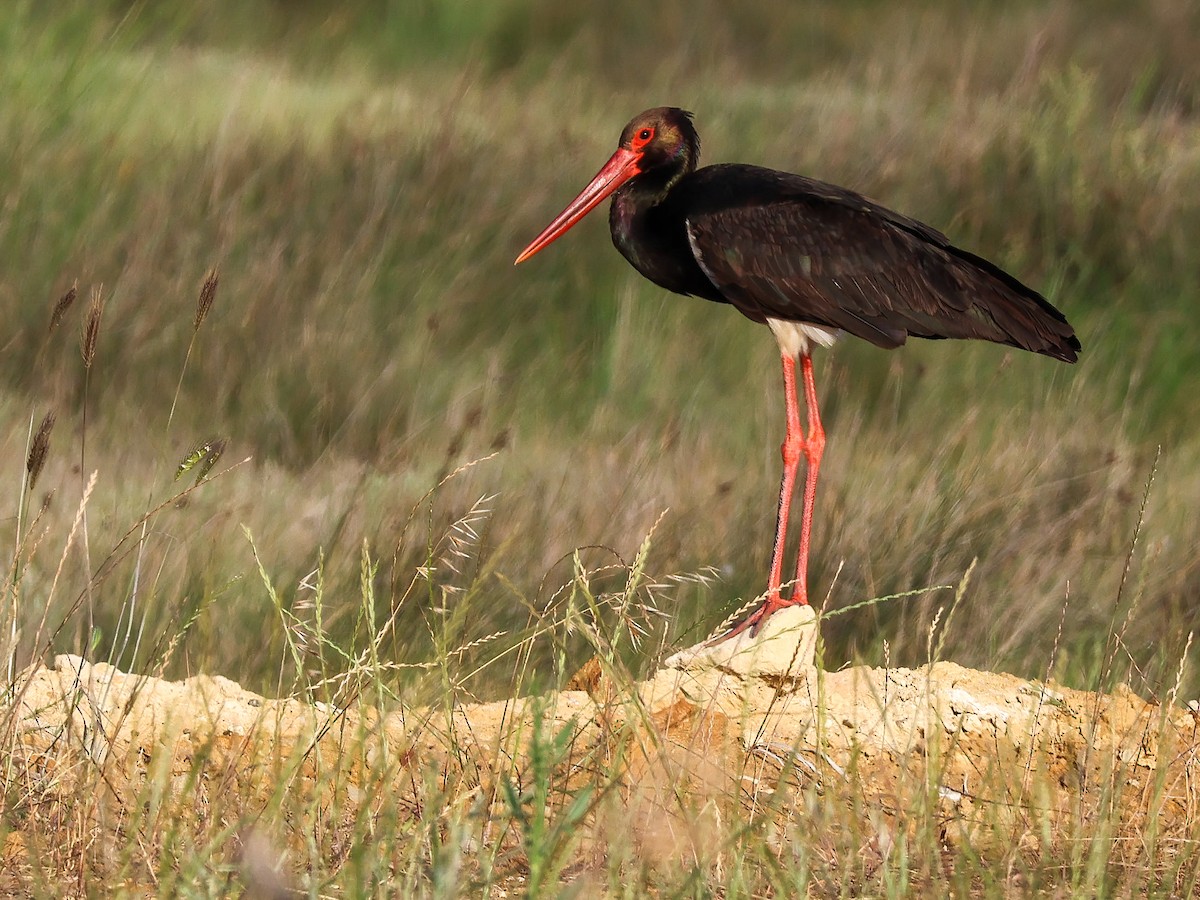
[607,157,718,301]
[610,166,680,260]
[610,147,696,238]
[623,137,696,202]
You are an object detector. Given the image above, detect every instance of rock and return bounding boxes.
[5,636,1198,883]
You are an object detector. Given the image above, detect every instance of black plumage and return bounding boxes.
[606,111,1079,363]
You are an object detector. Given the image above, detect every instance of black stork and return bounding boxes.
[515,107,1080,641]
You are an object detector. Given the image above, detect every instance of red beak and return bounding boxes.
[514,147,641,265]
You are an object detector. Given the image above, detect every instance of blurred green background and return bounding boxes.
[2,0,1198,696]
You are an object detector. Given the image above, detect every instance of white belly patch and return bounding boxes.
[766,317,841,359]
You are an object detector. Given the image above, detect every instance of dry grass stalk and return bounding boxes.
[194,267,218,330]
[26,411,55,491]
[48,283,77,332]
[80,285,104,368]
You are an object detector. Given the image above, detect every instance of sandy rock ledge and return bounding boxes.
[4,622,1200,875]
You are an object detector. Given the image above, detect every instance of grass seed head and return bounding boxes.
[81,285,104,368]
[194,267,218,331]
[195,437,228,483]
[26,410,56,491]
[49,283,78,332]
[176,437,228,484]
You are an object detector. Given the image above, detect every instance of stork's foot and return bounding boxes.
[665,603,818,677]
[707,596,805,646]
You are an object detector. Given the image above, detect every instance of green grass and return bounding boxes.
[1,0,1200,893]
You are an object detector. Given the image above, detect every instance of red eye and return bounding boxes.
[633,127,654,148]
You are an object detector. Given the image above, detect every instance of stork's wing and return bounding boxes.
[680,166,1079,361]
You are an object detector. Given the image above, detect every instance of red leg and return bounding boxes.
[767,353,804,605]
[711,354,804,642]
[792,353,824,606]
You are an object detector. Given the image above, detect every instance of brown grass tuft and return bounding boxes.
[194,267,218,331]
[80,285,104,369]
[26,411,55,491]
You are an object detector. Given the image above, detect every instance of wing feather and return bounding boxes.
[677,165,1079,361]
